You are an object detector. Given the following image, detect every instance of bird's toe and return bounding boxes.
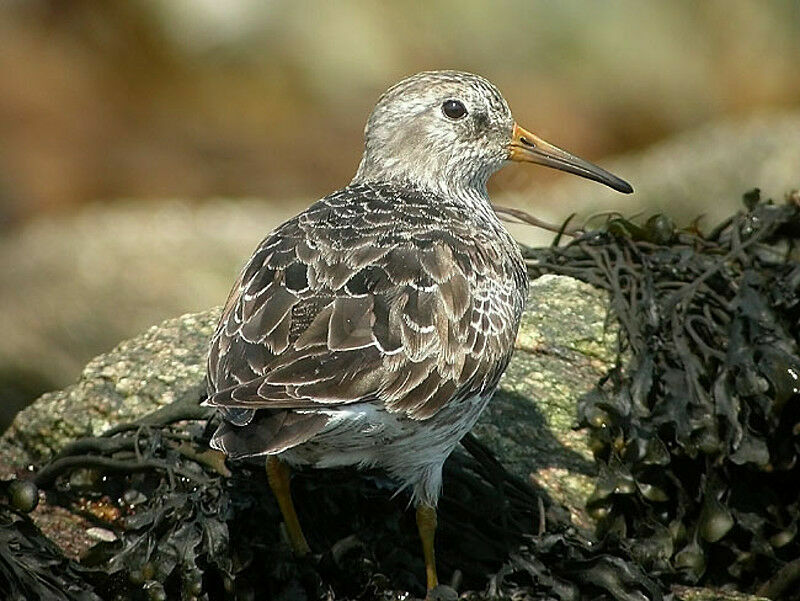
[425,584,458,601]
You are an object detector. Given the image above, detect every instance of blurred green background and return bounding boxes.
[2,0,800,429]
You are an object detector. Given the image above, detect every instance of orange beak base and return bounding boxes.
[509,123,633,194]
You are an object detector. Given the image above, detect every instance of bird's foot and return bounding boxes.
[425,584,458,601]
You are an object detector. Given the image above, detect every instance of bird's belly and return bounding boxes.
[280,392,493,473]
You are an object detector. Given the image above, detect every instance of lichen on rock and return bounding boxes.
[0,310,219,472]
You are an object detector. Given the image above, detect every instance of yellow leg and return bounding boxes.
[416,504,439,592]
[266,456,310,556]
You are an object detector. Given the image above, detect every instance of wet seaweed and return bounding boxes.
[2,414,659,601]
[0,505,102,601]
[527,190,800,598]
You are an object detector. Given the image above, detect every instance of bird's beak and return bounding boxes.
[508,123,633,194]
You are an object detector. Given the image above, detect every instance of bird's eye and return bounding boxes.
[442,99,467,120]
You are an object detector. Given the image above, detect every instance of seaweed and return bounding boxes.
[2,414,658,601]
[527,190,800,598]
[0,506,102,601]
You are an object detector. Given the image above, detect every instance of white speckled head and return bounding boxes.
[352,70,633,198]
[353,70,515,196]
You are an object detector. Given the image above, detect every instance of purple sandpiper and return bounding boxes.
[204,70,632,598]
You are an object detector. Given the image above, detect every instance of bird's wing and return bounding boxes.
[206,185,523,422]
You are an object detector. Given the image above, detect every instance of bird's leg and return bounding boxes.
[266,456,310,556]
[416,503,439,592]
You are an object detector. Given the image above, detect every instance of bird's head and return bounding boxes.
[353,70,632,197]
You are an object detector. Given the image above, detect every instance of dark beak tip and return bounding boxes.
[617,180,634,194]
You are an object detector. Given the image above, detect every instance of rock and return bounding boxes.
[1,275,614,527]
[474,274,617,527]
[0,310,219,472]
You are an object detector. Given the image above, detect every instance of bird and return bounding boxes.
[204,70,632,599]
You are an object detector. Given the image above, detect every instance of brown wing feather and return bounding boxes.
[205,183,527,457]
